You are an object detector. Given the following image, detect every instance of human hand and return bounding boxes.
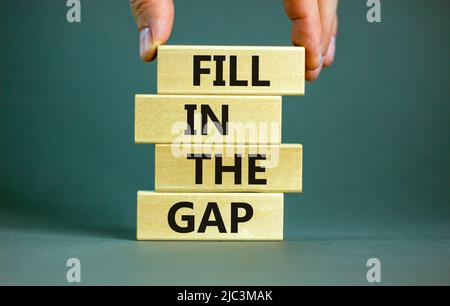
[130,0,174,62]
[284,0,339,81]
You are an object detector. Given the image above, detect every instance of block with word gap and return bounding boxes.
[135,95,281,144]
[155,144,302,193]
[157,45,305,95]
[137,191,283,240]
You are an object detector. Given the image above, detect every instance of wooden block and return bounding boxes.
[135,94,282,144]
[155,144,302,193]
[157,45,305,96]
[137,191,283,240]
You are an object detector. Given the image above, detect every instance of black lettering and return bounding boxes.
[198,202,226,233]
[168,202,194,233]
[213,55,226,86]
[193,55,211,86]
[184,104,197,135]
[187,154,211,184]
[252,56,270,86]
[215,154,242,184]
[231,202,253,233]
[201,104,229,135]
[230,56,248,86]
[248,154,267,185]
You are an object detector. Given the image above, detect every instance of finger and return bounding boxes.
[284,0,322,71]
[323,16,337,67]
[323,35,335,67]
[318,0,338,57]
[305,60,323,81]
[130,0,174,62]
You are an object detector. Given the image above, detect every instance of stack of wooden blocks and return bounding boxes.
[135,46,305,241]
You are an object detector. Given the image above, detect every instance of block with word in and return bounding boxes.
[157,45,305,96]
[155,144,302,193]
[135,94,281,144]
[137,191,283,240]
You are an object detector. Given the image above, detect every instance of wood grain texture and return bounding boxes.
[135,94,282,144]
[157,45,305,95]
[137,191,283,240]
[155,144,302,192]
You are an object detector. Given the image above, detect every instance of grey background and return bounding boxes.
[0,0,449,285]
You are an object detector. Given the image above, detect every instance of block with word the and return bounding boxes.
[135,94,281,144]
[155,144,302,192]
[157,45,305,95]
[137,191,283,240]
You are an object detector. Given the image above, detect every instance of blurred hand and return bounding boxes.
[130,0,338,81]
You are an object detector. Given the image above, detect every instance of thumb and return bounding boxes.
[130,0,174,62]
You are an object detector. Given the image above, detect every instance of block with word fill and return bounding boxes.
[155,144,302,193]
[135,95,281,144]
[137,191,283,240]
[157,45,305,95]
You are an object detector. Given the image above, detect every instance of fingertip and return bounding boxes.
[305,64,323,81]
[131,0,174,61]
[139,27,157,62]
[323,36,336,67]
[305,71,317,81]
[140,48,157,62]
